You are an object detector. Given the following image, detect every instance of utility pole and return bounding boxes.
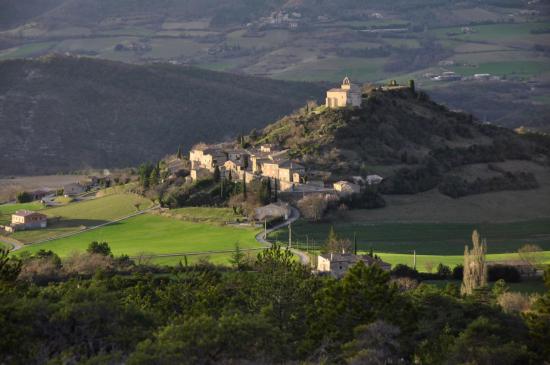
[288,222,292,248]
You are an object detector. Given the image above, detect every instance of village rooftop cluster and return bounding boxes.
[189,78,386,196]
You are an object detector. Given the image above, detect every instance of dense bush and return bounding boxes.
[488,265,522,283]
[0,248,548,364]
[16,191,33,203]
[439,172,539,198]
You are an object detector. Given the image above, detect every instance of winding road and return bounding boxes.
[255,207,310,265]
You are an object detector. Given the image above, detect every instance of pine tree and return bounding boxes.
[461,230,488,295]
[229,242,245,270]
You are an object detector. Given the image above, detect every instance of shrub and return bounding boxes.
[18,257,60,284]
[16,191,33,203]
[436,263,452,278]
[297,194,328,221]
[497,292,532,314]
[63,252,114,276]
[390,264,419,279]
[488,265,521,283]
[452,264,464,280]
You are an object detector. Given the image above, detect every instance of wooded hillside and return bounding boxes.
[0,55,323,175]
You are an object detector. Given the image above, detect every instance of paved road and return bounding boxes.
[255,207,310,266]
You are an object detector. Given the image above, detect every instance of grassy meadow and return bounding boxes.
[1,194,153,244]
[16,213,262,258]
[0,201,44,225]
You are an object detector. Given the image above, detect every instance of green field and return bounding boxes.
[270,219,550,270]
[424,279,547,294]
[163,207,244,224]
[16,213,262,258]
[272,57,388,82]
[0,42,56,60]
[451,61,550,77]
[1,194,152,244]
[270,219,550,255]
[0,201,44,225]
[431,22,549,43]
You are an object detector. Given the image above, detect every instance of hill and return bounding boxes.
[250,86,550,198]
[0,55,324,175]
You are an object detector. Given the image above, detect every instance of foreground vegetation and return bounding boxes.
[1,244,549,364]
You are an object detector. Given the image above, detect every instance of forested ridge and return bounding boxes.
[1,245,549,364]
[0,55,324,175]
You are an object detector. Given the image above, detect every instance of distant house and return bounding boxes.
[30,189,51,201]
[254,202,291,221]
[333,181,360,195]
[6,210,47,232]
[317,253,391,278]
[325,77,362,108]
[63,183,86,197]
[366,175,384,185]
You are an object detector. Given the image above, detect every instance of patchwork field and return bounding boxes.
[16,213,262,259]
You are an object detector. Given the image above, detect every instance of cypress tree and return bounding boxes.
[461,230,488,295]
[409,79,415,93]
[242,177,247,199]
[177,145,183,159]
[213,166,221,182]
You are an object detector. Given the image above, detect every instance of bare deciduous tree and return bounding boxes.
[297,193,328,222]
[461,230,488,295]
[518,244,544,270]
[424,261,434,273]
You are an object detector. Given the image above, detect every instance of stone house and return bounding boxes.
[333,181,361,195]
[63,183,85,197]
[189,147,227,172]
[325,77,362,108]
[7,210,47,231]
[366,174,384,185]
[254,202,291,221]
[317,253,391,278]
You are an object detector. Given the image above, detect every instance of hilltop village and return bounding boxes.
[189,77,394,195]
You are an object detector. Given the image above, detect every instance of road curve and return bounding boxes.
[255,206,310,266]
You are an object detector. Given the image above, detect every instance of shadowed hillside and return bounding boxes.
[250,87,550,198]
[0,55,324,175]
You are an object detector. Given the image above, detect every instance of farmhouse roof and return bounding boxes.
[14,210,47,218]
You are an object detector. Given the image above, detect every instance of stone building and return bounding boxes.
[63,183,85,197]
[325,77,362,108]
[6,210,48,232]
[317,253,391,278]
[333,180,361,195]
[189,146,227,172]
